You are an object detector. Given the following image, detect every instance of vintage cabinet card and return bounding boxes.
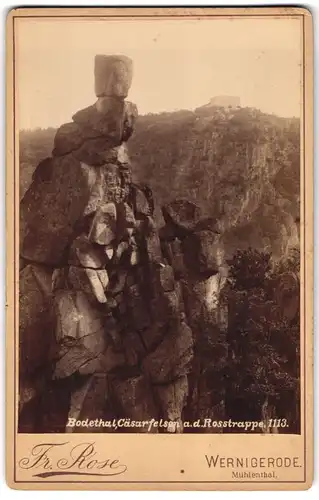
[6,6,313,490]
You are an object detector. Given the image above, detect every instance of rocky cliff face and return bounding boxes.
[129,105,300,261]
[19,56,227,433]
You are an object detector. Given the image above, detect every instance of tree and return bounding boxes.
[222,248,300,432]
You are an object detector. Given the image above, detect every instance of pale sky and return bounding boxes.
[15,17,302,130]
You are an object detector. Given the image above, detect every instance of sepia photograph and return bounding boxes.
[17,13,302,435]
[5,6,313,490]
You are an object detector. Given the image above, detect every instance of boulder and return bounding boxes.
[182,230,222,278]
[72,137,116,166]
[68,235,106,268]
[94,54,133,98]
[67,266,108,304]
[162,199,202,237]
[88,202,117,245]
[53,290,105,345]
[72,98,125,144]
[20,155,96,265]
[142,320,194,383]
[53,122,84,156]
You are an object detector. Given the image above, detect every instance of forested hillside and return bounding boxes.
[129,105,300,260]
[20,104,300,261]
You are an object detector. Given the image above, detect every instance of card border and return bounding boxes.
[6,6,314,490]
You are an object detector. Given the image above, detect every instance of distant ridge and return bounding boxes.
[202,95,241,108]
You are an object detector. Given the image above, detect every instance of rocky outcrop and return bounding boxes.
[20,55,230,433]
[157,199,228,430]
[18,74,300,434]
